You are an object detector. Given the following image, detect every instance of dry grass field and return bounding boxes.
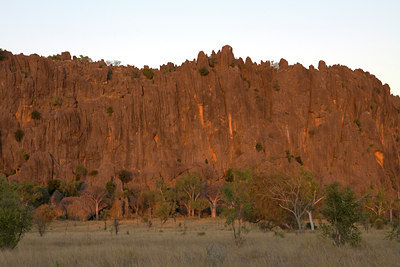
[0,218,399,267]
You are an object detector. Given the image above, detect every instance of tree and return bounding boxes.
[83,186,107,220]
[363,185,389,220]
[33,204,56,236]
[203,167,223,218]
[154,180,177,225]
[321,182,361,247]
[18,181,50,208]
[0,178,33,249]
[265,169,322,233]
[221,168,252,244]
[175,172,204,217]
[191,198,209,218]
[118,170,132,189]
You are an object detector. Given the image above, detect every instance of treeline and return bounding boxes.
[1,167,399,249]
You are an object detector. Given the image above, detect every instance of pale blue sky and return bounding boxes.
[1,0,399,94]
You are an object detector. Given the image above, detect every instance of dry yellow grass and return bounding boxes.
[0,218,398,267]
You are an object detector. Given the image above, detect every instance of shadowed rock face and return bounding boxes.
[0,46,399,195]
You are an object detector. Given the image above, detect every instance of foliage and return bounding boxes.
[255,142,263,152]
[353,119,362,131]
[273,80,280,91]
[77,55,92,63]
[106,180,116,196]
[222,168,252,244]
[33,204,56,236]
[208,52,217,67]
[385,220,400,242]
[18,181,50,208]
[131,69,139,79]
[21,151,30,161]
[154,180,177,225]
[60,178,82,197]
[175,172,204,216]
[88,170,99,176]
[14,129,24,142]
[321,182,361,246]
[47,179,61,195]
[0,49,6,61]
[74,165,87,180]
[50,95,62,107]
[107,69,113,81]
[198,67,209,76]
[142,67,154,80]
[106,106,114,116]
[118,170,132,189]
[262,169,322,233]
[0,178,33,249]
[31,110,41,120]
[374,218,384,229]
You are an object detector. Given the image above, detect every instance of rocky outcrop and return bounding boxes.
[0,46,399,197]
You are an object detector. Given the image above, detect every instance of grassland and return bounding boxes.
[0,218,398,267]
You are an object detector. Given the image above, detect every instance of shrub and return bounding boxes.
[89,170,99,176]
[14,129,24,142]
[50,95,62,107]
[17,181,50,208]
[255,142,263,152]
[353,119,361,127]
[48,55,61,61]
[106,181,116,196]
[75,165,87,180]
[77,55,92,63]
[106,106,114,116]
[295,156,303,165]
[107,69,113,81]
[47,179,61,195]
[385,220,400,242]
[321,183,361,247]
[374,218,384,229]
[142,68,154,80]
[21,152,29,161]
[33,204,56,236]
[308,130,315,136]
[208,53,217,67]
[31,110,41,120]
[118,170,132,189]
[60,179,82,197]
[0,49,6,61]
[132,69,139,79]
[199,67,209,76]
[0,178,33,249]
[285,150,294,163]
[273,80,280,91]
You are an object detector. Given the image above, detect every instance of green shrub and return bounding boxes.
[308,130,315,136]
[106,106,114,116]
[374,218,384,229]
[33,204,56,236]
[50,95,62,107]
[14,129,24,142]
[21,152,29,161]
[295,156,303,165]
[89,170,99,176]
[255,142,263,152]
[75,165,87,180]
[0,49,6,61]
[132,69,139,79]
[199,67,209,76]
[0,178,33,249]
[208,53,216,67]
[31,110,41,120]
[385,220,400,242]
[273,80,280,91]
[177,158,182,163]
[47,55,61,61]
[47,179,61,195]
[353,119,361,127]
[285,150,294,163]
[142,68,154,80]
[77,55,92,63]
[321,183,361,247]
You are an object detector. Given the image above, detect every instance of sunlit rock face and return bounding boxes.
[0,46,399,196]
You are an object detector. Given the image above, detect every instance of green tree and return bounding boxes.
[321,182,362,246]
[0,178,33,249]
[18,181,50,208]
[175,172,204,217]
[118,170,132,189]
[154,180,177,225]
[33,204,56,236]
[221,168,252,244]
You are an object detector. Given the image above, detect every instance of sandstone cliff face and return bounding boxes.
[0,46,399,196]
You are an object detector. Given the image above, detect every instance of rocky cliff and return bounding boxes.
[1,46,399,196]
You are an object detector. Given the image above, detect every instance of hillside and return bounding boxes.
[0,46,399,213]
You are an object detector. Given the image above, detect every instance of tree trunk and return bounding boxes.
[296,215,303,234]
[95,202,99,220]
[307,210,314,231]
[389,208,393,222]
[211,202,217,218]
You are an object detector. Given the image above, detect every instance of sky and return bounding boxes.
[1,0,399,95]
